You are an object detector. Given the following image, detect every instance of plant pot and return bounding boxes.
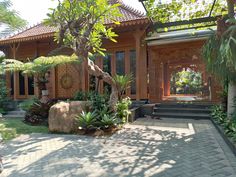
[42,90,49,96]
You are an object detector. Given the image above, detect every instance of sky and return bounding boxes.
[11,0,145,26]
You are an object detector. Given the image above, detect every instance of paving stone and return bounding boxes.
[0,118,236,177]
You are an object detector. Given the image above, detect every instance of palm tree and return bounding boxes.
[202,0,236,117]
[0,0,27,36]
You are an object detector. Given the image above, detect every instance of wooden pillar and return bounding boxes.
[133,29,147,100]
[148,49,162,103]
[163,63,172,96]
[10,43,20,101]
[163,63,168,96]
[125,48,131,97]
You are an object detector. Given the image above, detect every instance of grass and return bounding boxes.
[0,118,48,141]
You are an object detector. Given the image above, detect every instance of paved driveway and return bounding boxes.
[1,118,236,177]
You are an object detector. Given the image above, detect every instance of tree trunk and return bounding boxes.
[227,82,236,117]
[227,0,235,18]
[87,59,118,110]
[227,0,236,118]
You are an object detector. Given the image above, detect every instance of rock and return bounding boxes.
[48,101,91,133]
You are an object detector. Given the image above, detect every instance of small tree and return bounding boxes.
[202,0,236,117]
[0,0,27,36]
[44,0,122,109]
[3,55,79,99]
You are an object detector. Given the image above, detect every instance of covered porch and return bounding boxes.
[146,30,222,103]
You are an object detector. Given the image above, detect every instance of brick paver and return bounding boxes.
[1,118,236,177]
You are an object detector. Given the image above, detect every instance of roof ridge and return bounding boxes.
[110,0,145,17]
[117,0,146,17]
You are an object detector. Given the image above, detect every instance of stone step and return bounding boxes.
[152,112,210,119]
[155,103,213,109]
[4,111,26,118]
[153,107,211,114]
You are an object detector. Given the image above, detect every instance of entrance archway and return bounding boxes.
[162,57,211,102]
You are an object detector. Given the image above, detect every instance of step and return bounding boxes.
[152,112,210,119]
[153,107,211,114]
[4,111,26,118]
[6,111,25,115]
[4,114,25,118]
[155,103,213,109]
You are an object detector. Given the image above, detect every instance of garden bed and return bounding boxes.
[210,118,236,156]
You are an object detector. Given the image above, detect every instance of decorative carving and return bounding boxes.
[60,74,73,89]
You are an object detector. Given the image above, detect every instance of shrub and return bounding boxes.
[115,97,132,123]
[18,97,39,111]
[74,91,86,101]
[24,100,56,126]
[100,114,119,129]
[211,105,227,124]
[74,91,109,112]
[112,74,132,100]
[0,78,9,113]
[76,111,98,131]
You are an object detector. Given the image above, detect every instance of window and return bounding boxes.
[103,54,111,74]
[130,50,136,95]
[28,77,34,95]
[19,72,25,95]
[116,51,125,75]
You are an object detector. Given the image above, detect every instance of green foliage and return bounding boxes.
[76,111,98,130]
[18,97,39,111]
[74,91,109,111]
[171,69,202,94]
[2,55,80,95]
[100,114,118,128]
[0,123,16,141]
[112,74,132,100]
[0,0,27,36]
[211,104,236,142]
[145,0,227,23]
[0,118,48,141]
[74,91,86,101]
[24,100,56,126]
[45,0,121,57]
[211,105,227,124]
[0,77,8,114]
[202,31,236,83]
[115,97,132,123]
[3,55,79,76]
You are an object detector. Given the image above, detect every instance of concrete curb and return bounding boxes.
[210,118,236,156]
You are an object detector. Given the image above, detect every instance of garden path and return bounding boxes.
[1,118,236,177]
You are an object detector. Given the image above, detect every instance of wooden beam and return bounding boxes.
[154,16,218,29]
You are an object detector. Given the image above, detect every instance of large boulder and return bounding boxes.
[48,101,90,133]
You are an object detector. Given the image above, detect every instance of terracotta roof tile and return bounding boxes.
[0,0,148,44]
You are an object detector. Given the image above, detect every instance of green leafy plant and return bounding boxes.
[211,105,227,124]
[76,111,98,130]
[74,91,87,101]
[115,97,132,123]
[0,77,9,114]
[224,119,236,136]
[100,114,118,129]
[112,74,132,100]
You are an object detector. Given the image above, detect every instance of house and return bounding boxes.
[0,0,221,103]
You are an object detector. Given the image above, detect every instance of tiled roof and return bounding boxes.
[0,0,148,45]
